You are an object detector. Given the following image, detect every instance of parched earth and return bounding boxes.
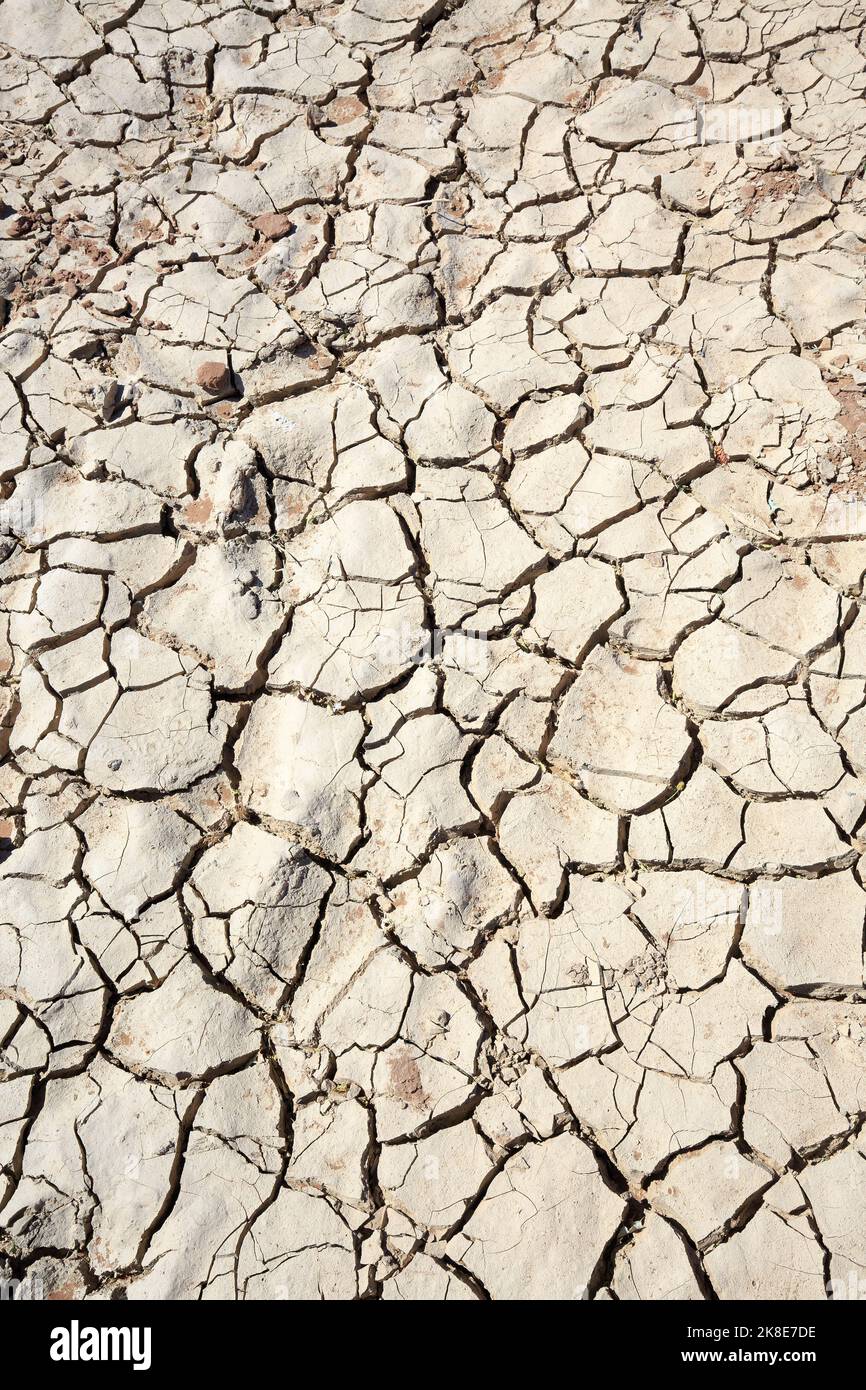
[0,0,865,1304]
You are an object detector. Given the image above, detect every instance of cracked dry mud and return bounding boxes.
[0,0,865,1307]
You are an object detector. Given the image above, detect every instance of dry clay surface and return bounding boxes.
[1,0,866,1304]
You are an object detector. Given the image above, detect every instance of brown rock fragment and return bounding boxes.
[195,361,231,394]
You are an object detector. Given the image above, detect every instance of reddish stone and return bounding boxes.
[252,213,294,240]
[195,361,231,394]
